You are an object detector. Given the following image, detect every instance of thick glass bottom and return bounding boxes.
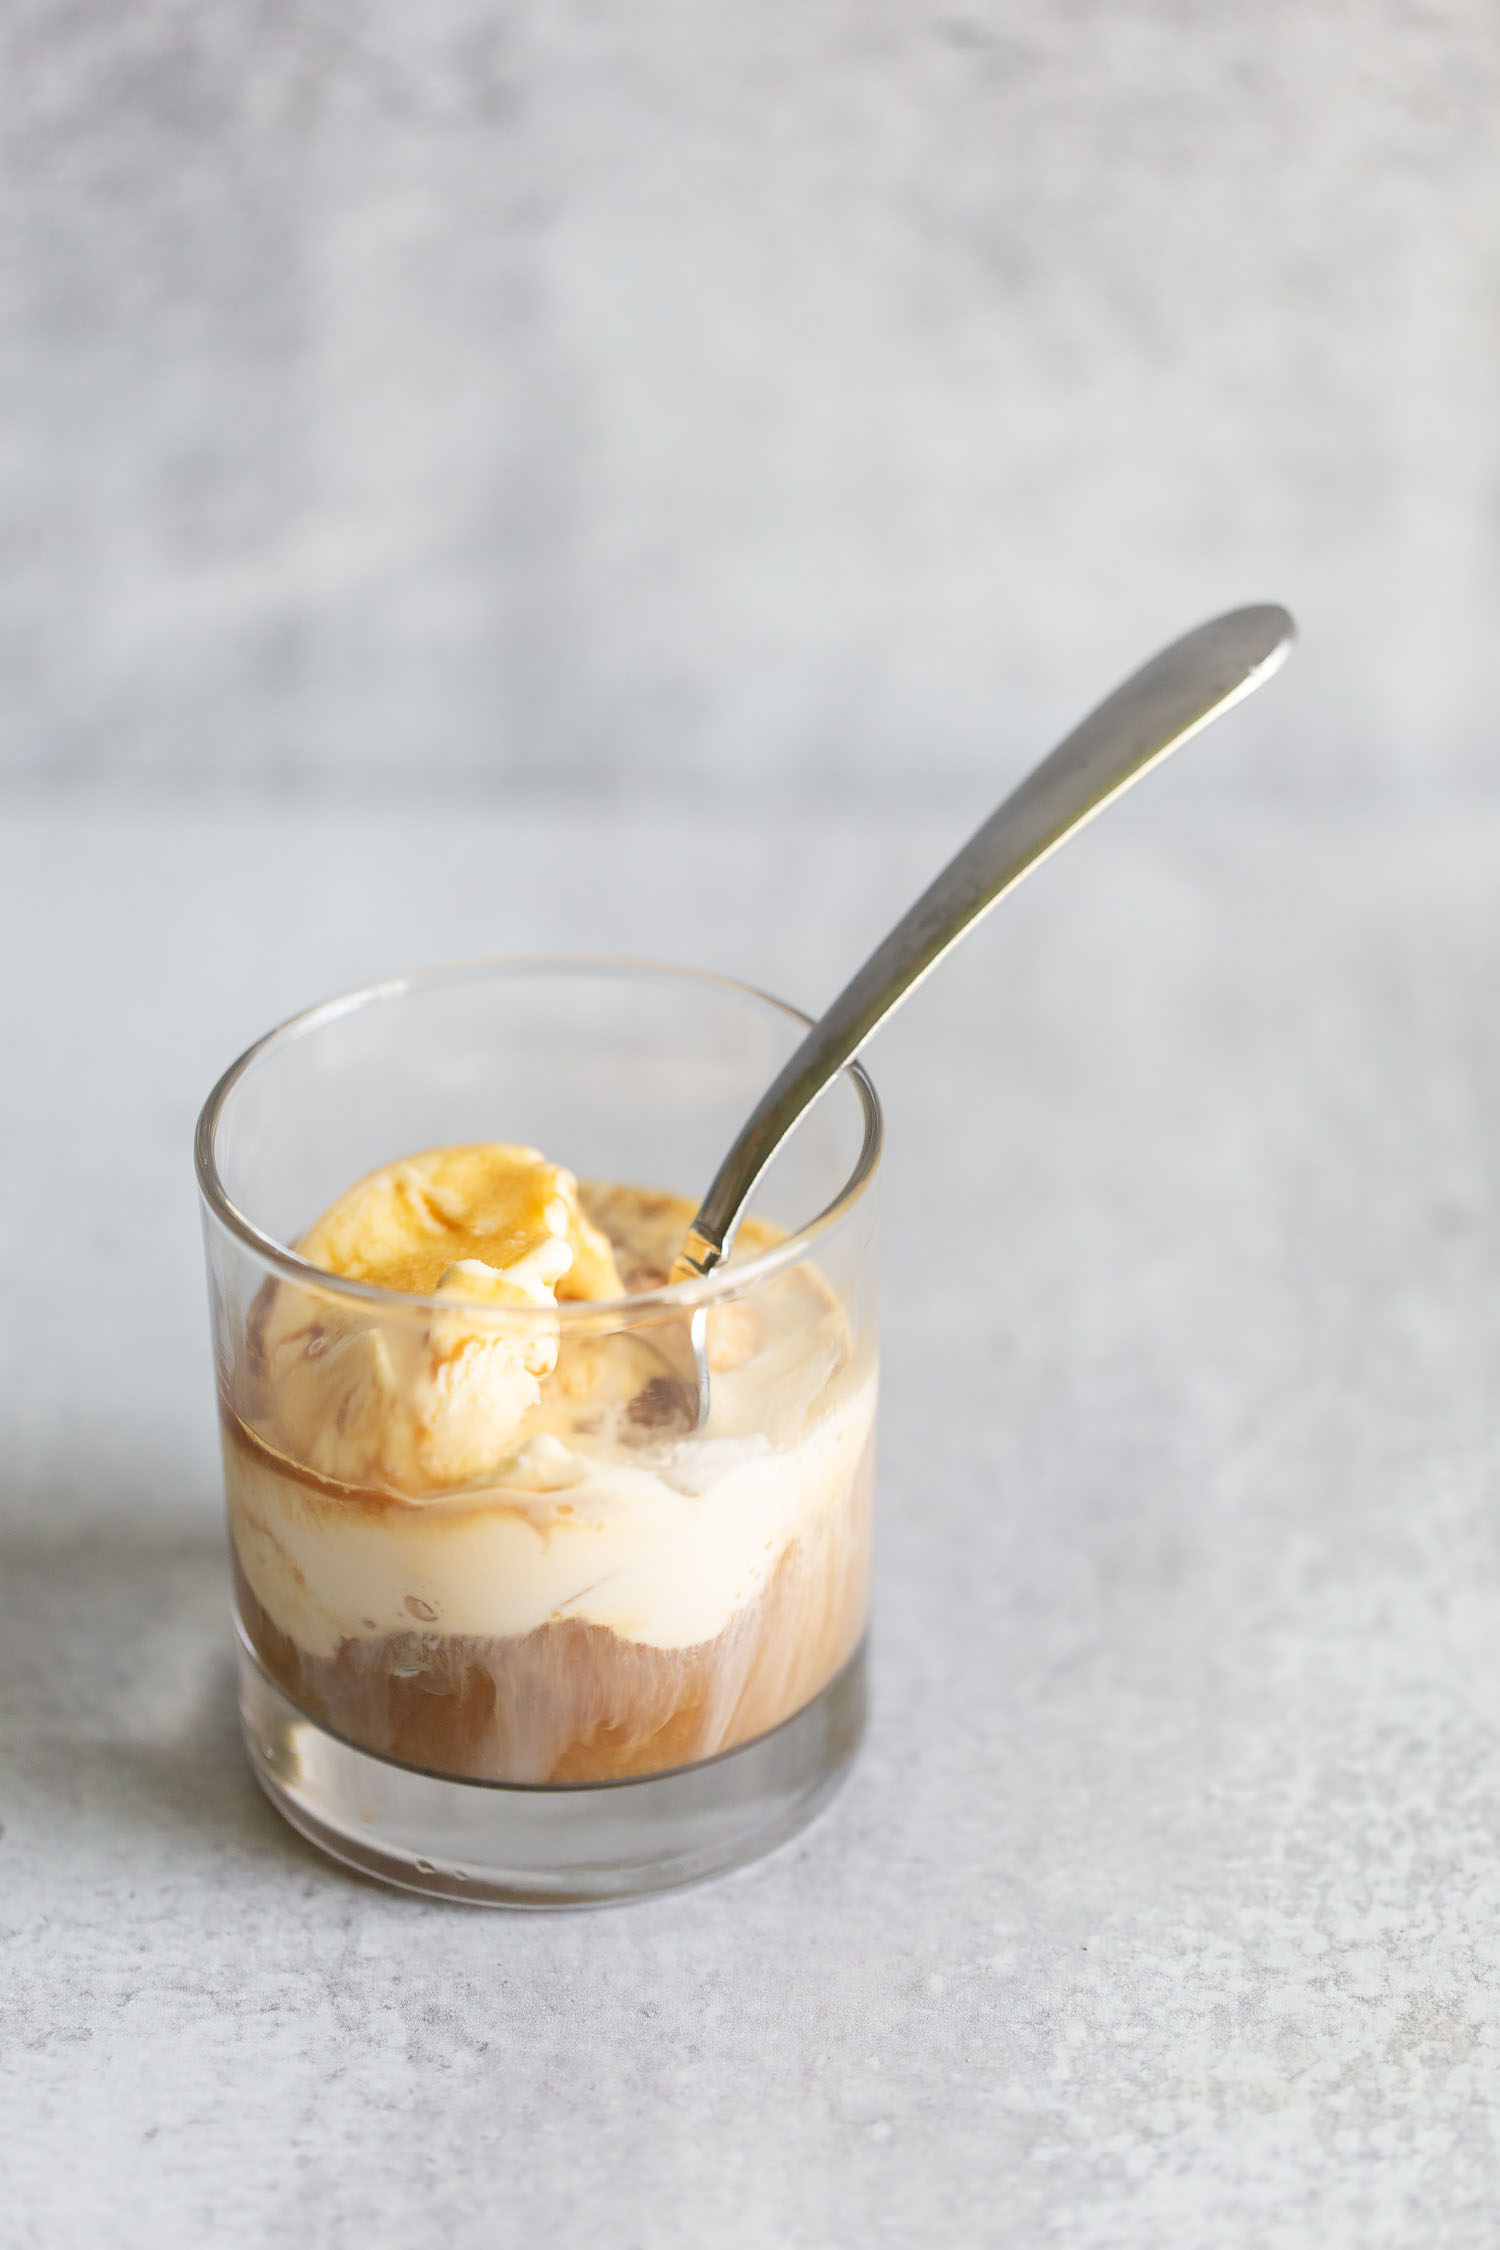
[238,1631,868,1907]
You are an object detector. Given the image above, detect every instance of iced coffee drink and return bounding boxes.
[222,1144,875,1784]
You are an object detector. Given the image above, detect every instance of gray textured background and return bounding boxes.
[4,0,1499,800]
[11,19,1500,2238]
[11,797,1500,2247]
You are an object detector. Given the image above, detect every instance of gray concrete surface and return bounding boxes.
[6,790,1500,2244]
[2,1,1499,799]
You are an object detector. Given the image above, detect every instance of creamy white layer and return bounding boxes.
[227,1369,875,1657]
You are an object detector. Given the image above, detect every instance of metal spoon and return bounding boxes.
[650,604,1295,1428]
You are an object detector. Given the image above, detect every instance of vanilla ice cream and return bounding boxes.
[223,1144,875,1783]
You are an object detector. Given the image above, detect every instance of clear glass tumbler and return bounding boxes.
[195,958,880,1906]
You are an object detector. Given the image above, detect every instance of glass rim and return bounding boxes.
[194,952,883,1320]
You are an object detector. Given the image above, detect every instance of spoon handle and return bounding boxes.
[674,603,1295,1279]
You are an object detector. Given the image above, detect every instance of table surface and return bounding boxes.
[6,792,1500,2248]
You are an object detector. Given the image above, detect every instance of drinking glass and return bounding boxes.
[196,958,880,1905]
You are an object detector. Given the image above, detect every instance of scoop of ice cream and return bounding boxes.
[257,1145,624,1494]
[299,1143,622,1302]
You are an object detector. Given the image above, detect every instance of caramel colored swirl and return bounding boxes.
[299,1142,623,1302]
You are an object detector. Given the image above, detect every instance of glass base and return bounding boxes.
[238,1634,868,1908]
